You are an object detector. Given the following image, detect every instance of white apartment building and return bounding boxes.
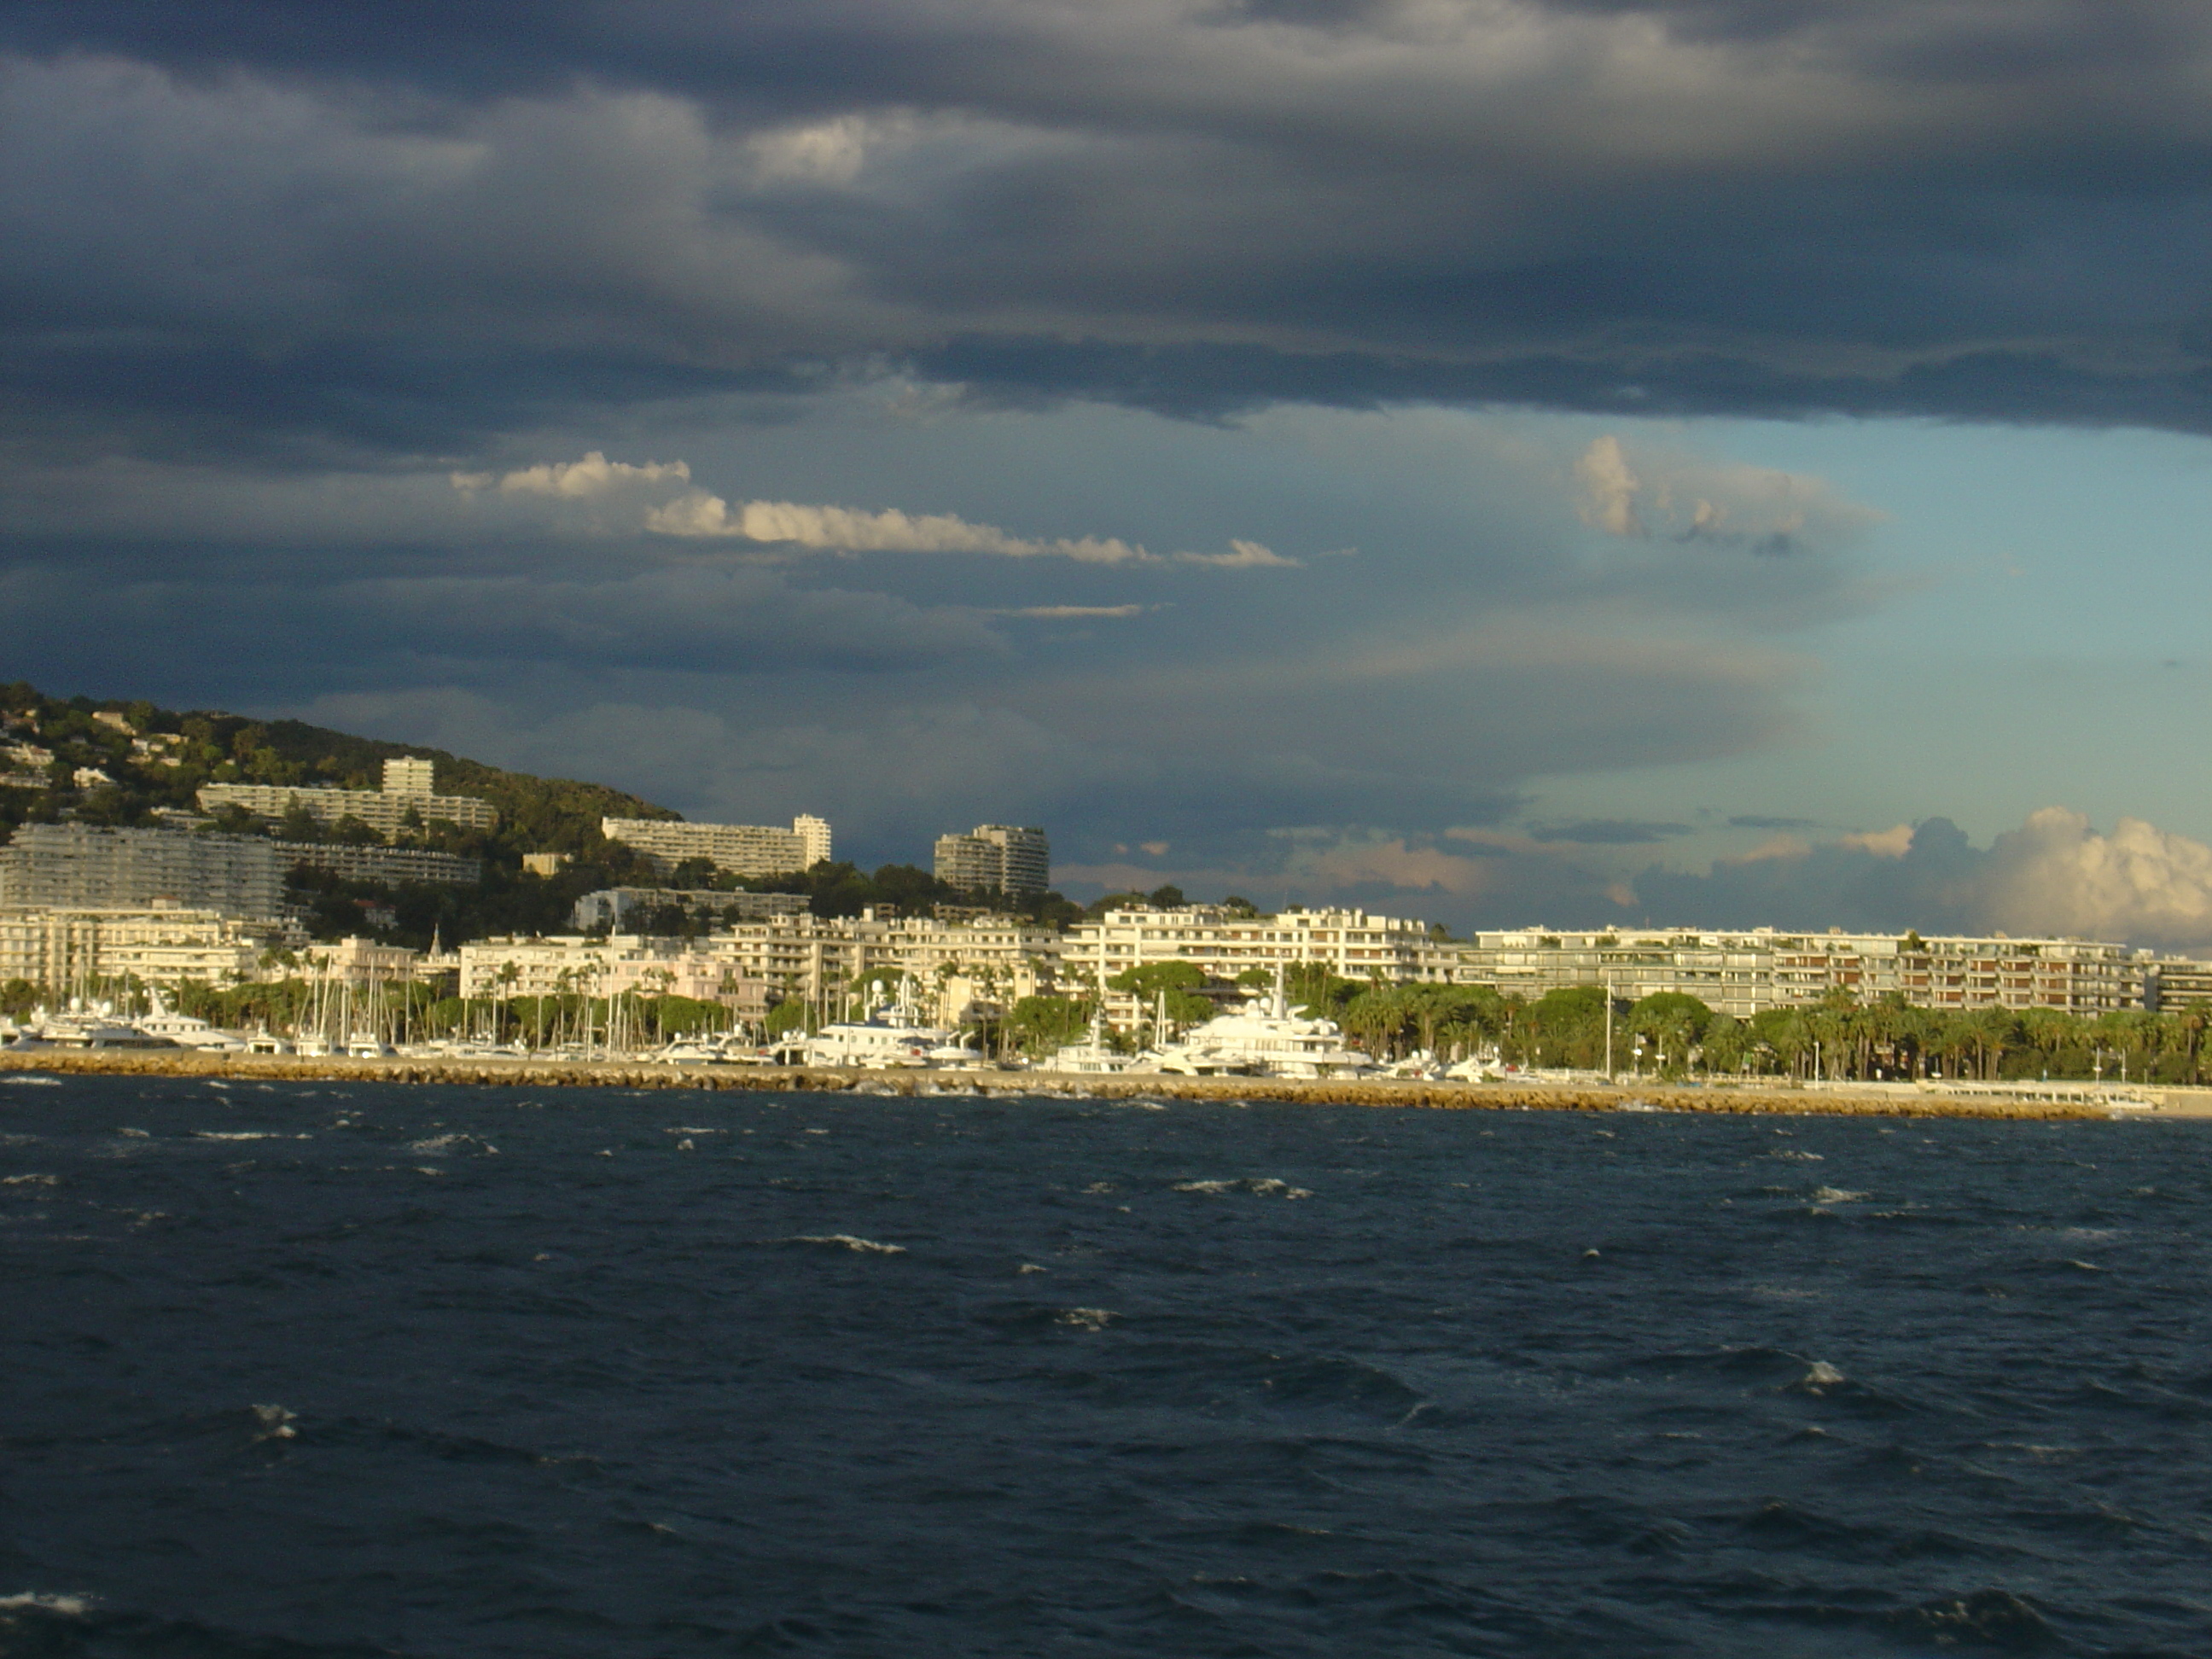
[199,756,499,835]
[0,906,289,993]
[461,911,1062,1026]
[457,935,770,1017]
[601,814,831,878]
[1062,905,1464,1027]
[1454,928,2143,1018]
[304,936,423,990]
[0,824,287,919]
[933,825,1051,896]
[2145,958,2212,1010]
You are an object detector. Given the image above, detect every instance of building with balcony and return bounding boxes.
[933,825,1051,896]
[0,824,285,919]
[1452,928,2144,1017]
[199,756,498,835]
[0,905,291,993]
[457,935,771,1020]
[276,841,484,888]
[1062,905,1463,1027]
[600,813,830,878]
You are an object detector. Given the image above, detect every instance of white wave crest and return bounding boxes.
[788,1234,906,1254]
[1057,1307,1115,1330]
[251,1403,297,1441]
[1809,1187,1868,1204]
[0,1075,61,1086]
[1173,1177,1313,1199]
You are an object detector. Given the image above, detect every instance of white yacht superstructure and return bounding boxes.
[804,980,958,1069]
[1037,1012,1137,1074]
[1141,975,1373,1080]
[10,1002,181,1051]
[132,995,249,1051]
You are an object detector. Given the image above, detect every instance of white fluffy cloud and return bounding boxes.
[464,451,692,497]
[1980,808,2212,946]
[1575,434,1881,556]
[1626,808,2212,950]
[645,488,1293,566]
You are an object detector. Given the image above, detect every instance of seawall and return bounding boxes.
[5,1047,2192,1119]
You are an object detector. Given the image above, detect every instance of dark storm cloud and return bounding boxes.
[7,2,2212,453]
[0,556,1001,702]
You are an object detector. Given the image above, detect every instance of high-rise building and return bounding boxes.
[0,824,285,919]
[601,814,832,878]
[381,757,437,795]
[933,824,1050,896]
[198,755,498,834]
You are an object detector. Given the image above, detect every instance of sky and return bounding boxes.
[7,0,2212,946]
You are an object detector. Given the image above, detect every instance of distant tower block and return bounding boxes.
[795,814,834,868]
[933,824,1049,896]
[383,757,437,795]
[600,814,833,878]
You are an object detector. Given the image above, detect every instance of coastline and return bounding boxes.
[5,1047,2202,1119]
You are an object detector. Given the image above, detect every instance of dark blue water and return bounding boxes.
[3,1076,2209,1657]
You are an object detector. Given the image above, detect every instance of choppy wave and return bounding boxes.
[0,1074,62,1086]
[0,1077,2203,1657]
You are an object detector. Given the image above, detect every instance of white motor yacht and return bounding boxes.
[1036,1012,1138,1075]
[133,996,249,1052]
[650,1037,727,1065]
[13,1003,180,1051]
[1142,975,1373,1080]
[804,981,955,1069]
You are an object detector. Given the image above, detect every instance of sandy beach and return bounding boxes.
[8,1046,2206,1119]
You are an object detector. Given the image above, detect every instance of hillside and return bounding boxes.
[0,679,678,852]
[0,679,683,946]
[0,679,1081,946]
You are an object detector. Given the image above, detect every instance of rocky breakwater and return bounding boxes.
[0,1046,2120,1118]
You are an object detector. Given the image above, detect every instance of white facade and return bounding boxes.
[0,906,288,992]
[461,911,1062,1026]
[199,755,498,834]
[382,757,437,795]
[0,824,286,919]
[1453,928,2144,1017]
[1062,905,1463,1027]
[306,935,422,988]
[601,814,832,878]
[933,824,1051,895]
[458,935,768,1015]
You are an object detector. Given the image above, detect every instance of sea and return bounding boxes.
[2,1074,2208,1657]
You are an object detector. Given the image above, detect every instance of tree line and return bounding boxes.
[992,961,2212,1083]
